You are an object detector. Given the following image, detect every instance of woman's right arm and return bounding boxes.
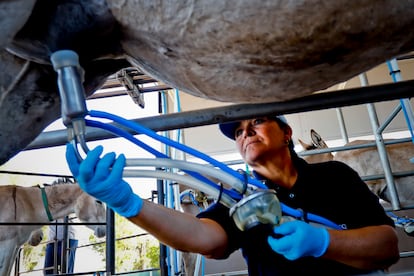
[128,200,230,258]
[66,144,229,258]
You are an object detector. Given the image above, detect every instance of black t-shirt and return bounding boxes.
[197,158,394,275]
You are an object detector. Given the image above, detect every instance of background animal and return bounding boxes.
[298,129,414,207]
[179,188,211,276]
[178,178,247,276]
[0,179,106,276]
[298,130,414,237]
[1,1,414,164]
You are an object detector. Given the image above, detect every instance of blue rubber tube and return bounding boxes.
[282,204,342,230]
[86,110,342,229]
[85,119,242,200]
[88,110,267,189]
[386,59,414,143]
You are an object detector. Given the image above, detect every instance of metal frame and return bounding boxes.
[26,79,414,151]
[14,71,414,276]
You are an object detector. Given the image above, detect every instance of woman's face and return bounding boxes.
[234,117,291,165]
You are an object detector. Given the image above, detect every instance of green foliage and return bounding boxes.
[21,226,48,272]
[21,242,46,271]
[147,245,161,268]
[89,213,160,273]
[19,214,160,274]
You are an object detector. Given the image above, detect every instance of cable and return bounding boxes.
[87,110,268,190]
[85,119,241,201]
[125,158,244,194]
[85,111,341,229]
[281,205,342,230]
[122,169,236,207]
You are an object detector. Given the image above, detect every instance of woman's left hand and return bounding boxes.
[267,220,330,260]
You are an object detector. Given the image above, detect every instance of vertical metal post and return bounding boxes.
[157,174,169,276]
[14,248,22,276]
[170,89,184,275]
[53,224,59,275]
[335,82,350,144]
[359,73,401,210]
[387,58,414,143]
[106,209,115,275]
[335,108,349,144]
[51,49,89,157]
[159,92,176,276]
[62,217,69,274]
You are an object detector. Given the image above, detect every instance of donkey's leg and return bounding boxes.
[0,239,19,276]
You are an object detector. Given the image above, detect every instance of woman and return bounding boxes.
[66,115,399,275]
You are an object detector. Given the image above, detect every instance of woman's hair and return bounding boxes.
[274,117,301,160]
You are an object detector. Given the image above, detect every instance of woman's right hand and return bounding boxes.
[66,144,143,218]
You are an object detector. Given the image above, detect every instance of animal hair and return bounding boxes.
[48,177,75,186]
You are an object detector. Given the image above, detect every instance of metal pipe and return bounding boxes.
[297,137,412,157]
[400,251,414,258]
[359,73,401,210]
[50,50,88,126]
[335,83,349,144]
[61,216,69,274]
[377,103,402,134]
[157,175,169,276]
[106,209,115,275]
[50,50,90,157]
[26,80,414,151]
[335,108,349,144]
[387,59,414,143]
[160,90,180,275]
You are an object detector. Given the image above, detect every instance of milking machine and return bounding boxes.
[51,50,342,237]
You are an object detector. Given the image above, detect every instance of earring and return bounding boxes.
[285,139,290,145]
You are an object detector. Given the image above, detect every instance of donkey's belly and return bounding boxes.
[109,0,414,103]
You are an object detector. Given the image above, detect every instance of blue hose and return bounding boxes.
[85,110,342,229]
[386,59,414,143]
[282,205,342,230]
[85,119,242,200]
[386,211,414,226]
[89,110,267,189]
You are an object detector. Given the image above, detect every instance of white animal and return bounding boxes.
[179,188,212,276]
[298,130,414,236]
[0,180,106,276]
[298,129,414,206]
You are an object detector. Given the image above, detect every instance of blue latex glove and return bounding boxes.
[267,220,330,260]
[66,144,143,218]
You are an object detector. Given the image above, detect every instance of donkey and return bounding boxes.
[179,188,213,276]
[178,180,247,276]
[298,130,414,236]
[298,129,414,207]
[0,179,106,276]
[2,1,414,165]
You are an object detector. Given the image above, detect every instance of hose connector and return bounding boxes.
[51,50,88,125]
[51,50,89,156]
[230,189,282,231]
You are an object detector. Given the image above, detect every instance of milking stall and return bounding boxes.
[2,1,414,276]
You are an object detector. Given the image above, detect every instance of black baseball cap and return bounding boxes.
[219,115,288,140]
